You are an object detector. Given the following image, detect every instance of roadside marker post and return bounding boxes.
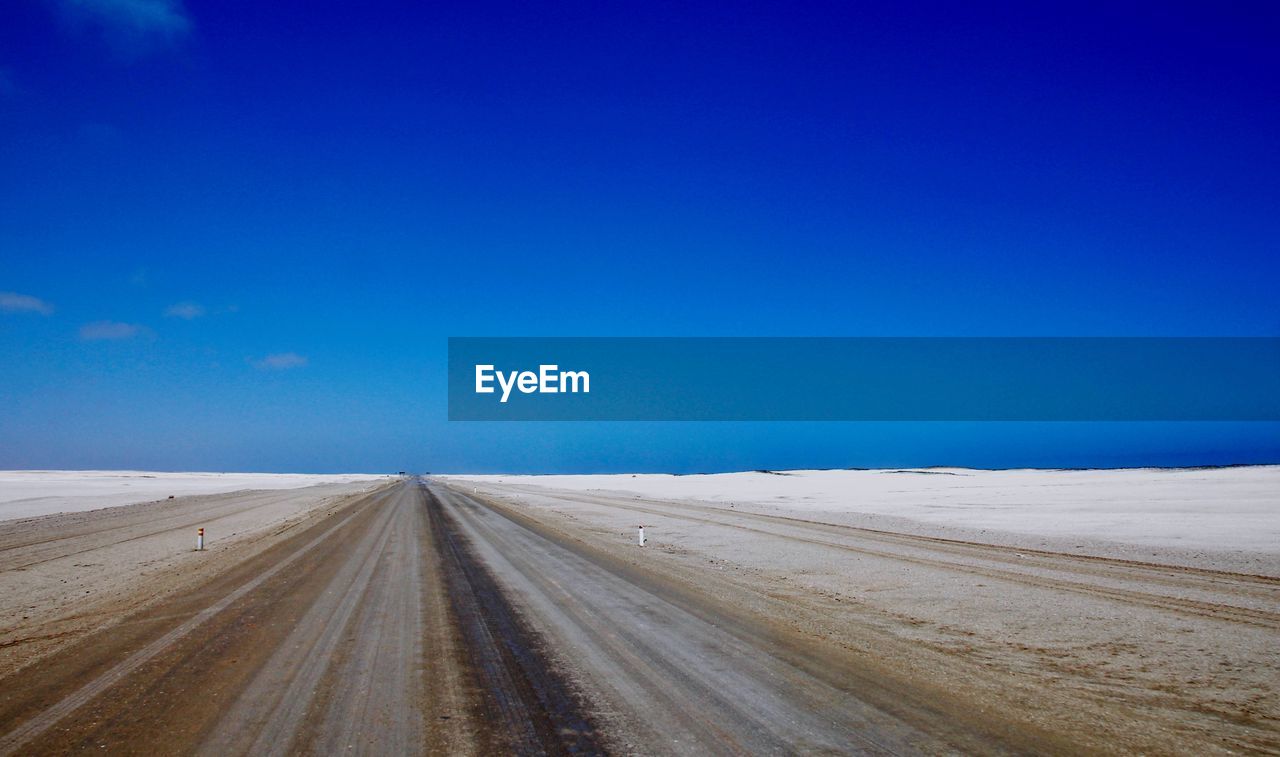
[197,528,205,551]
[638,525,646,547]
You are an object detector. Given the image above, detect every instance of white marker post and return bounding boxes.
[637,525,646,547]
[197,527,205,551]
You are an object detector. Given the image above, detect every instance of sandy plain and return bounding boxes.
[444,467,1280,753]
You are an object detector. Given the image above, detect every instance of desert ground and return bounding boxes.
[0,470,390,520]
[0,468,1276,754]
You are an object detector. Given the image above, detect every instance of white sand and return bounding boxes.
[0,470,391,521]
[445,466,1280,555]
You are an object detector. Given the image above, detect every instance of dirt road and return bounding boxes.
[454,478,1280,755]
[427,482,978,754]
[2,477,1274,754]
[0,480,607,754]
[0,480,384,680]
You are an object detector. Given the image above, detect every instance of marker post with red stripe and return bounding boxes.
[197,527,205,551]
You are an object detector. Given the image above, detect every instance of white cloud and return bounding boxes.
[54,0,192,54]
[254,352,308,370]
[0,292,55,315]
[80,320,142,340]
[164,301,205,319]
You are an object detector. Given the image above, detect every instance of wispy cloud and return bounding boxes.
[53,0,192,55]
[80,320,142,340]
[164,301,205,319]
[254,352,308,370]
[0,292,55,315]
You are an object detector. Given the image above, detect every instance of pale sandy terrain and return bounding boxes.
[0,473,1277,753]
[0,476,392,678]
[0,470,390,521]
[444,468,1280,753]
[446,466,1280,575]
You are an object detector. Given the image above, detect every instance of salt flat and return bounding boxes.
[446,466,1280,565]
[0,470,391,521]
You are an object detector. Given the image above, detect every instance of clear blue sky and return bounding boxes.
[2,1,1277,473]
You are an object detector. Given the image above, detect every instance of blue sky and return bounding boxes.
[1,1,1277,473]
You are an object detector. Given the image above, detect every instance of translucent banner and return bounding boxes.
[448,338,1280,421]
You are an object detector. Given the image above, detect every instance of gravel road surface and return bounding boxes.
[2,477,1274,754]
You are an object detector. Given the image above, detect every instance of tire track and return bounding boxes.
[431,483,970,756]
[426,483,606,755]
[517,487,1280,592]
[310,486,426,755]
[492,488,1280,629]
[0,480,618,755]
[198,485,407,755]
[0,488,392,756]
[0,486,372,573]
